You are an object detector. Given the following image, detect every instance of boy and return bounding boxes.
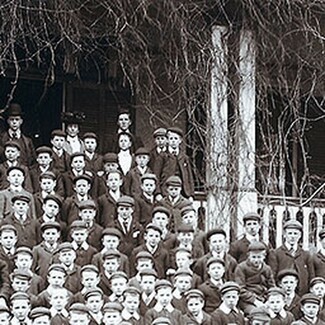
[116,132,134,176]
[235,242,275,313]
[154,127,194,199]
[33,221,61,278]
[149,128,167,171]
[0,141,32,192]
[313,228,325,277]
[10,292,32,325]
[145,279,184,325]
[212,281,245,324]
[171,269,193,313]
[50,129,70,173]
[70,220,97,266]
[0,166,36,219]
[160,176,191,231]
[2,194,39,247]
[132,223,169,278]
[138,268,157,316]
[310,277,325,321]
[124,148,153,197]
[198,257,225,313]
[29,307,51,325]
[248,307,271,325]
[102,301,123,325]
[78,200,103,250]
[297,293,325,324]
[183,289,213,324]
[108,271,129,303]
[134,173,157,227]
[121,286,143,323]
[68,303,91,325]
[98,170,124,227]
[0,224,17,273]
[83,132,103,173]
[266,287,295,324]
[84,287,104,324]
[269,219,314,296]
[49,287,70,324]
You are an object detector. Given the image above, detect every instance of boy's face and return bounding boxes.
[37,153,52,167]
[0,312,10,325]
[71,156,85,171]
[222,290,239,309]
[141,179,156,196]
[117,206,133,220]
[51,136,65,149]
[11,299,30,321]
[71,229,88,245]
[47,270,66,287]
[175,252,192,269]
[59,250,76,266]
[244,220,260,236]
[144,229,161,247]
[86,294,103,313]
[123,294,140,314]
[111,278,127,296]
[106,172,122,191]
[102,311,122,325]
[118,135,131,150]
[117,113,131,131]
[155,135,167,148]
[84,138,97,153]
[284,228,301,246]
[69,313,89,325]
[66,124,79,137]
[13,200,29,216]
[208,262,225,280]
[5,146,19,161]
[42,228,60,245]
[81,271,99,289]
[248,251,265,267]
[187,297,204,316]
[156,287,173,307]
[0,230,17,249]
[267,294,285,314]
[167,131,182,149]
[136,259,153,272]
[140,275,156,294]
[174,275,192,293]
[40,178,56,193]
[182,211,196,227]
[15,253,33,270]
[43,200,60,217]
[135,155,150,168]
[7,116,23,131]
[152,213,169,229]
[167,186,181,198]
[102,235,119,250]
[104,162,119,173]
[7,170,24,187]
[311,283,325,299]
[209,234,227,253]
[80,208,96,224]
[11,277,29,292]
[103,258,120,273]
[50,289,68,311]
[177,232,194,246]
[301,302,319,319]
[280,276,298,294]
[74,179,90,196]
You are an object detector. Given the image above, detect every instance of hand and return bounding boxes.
[254,299,264,307]
[155,194,163,202]
[166,268,176,276]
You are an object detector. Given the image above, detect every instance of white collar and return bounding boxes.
[168,195,180,205]
[218,302,239,315]
[179,243,192,251]
[173,288,183,299]
[285,241,298,252]
[168,147,179,155]
[118,217,132,232]
[90,311,102,324]
[142,291,155,304]
[42,214,57,223]
[118,150,131,157]
[41,190,55,199]
[53,147,64,156]
[145,243,158,254]
[121,309,140,321]
[39,165,50,173]
[137,166,147,175]
[14,213,27,222]
[143,192,154,202]
[211,251,225,259]
[210,278,223,287]
[9,129,21,138]
[72,241,89,250]
[320,248,325,256]
[269,309,287,319]
[85,151,95,159]
[6,160,18,167]
[157,147,166,154]
[10,185,23,193]
[72,169,84,177]
[50,307,69,318]
[77,193,89,201]
[154,302,174,313]
[3,247,15,255]
[109,189,120,201]
[44,241,58,251]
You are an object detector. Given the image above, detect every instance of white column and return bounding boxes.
[206,25,230,237]
[237,29,258,237]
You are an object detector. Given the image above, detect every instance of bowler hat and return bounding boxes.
[6,103,23,117]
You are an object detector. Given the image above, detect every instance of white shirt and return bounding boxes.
[118,150,132,175]
[50,307,69,318]
[246,233,259,243]
[118,217,131,233]
[9,129,21,139]
[142,291,155,305]
[121,309,141,321]
[72,241,89,251]
[154,302,174,313]
[218,302,240,315]
[269,309,287,319]
[67,135,82,153]
[109,189,121,202]
[53,147,64,157]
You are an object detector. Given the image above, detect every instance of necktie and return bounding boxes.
[123,221,128,233]
[289,245,295,256]
[12,132,18,139]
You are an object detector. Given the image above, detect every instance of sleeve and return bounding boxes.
[0,261,10,302]
[234,264,257,303]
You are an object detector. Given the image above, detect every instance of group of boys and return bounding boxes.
[0,103,323,324]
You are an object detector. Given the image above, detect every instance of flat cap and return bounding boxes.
[7,166,25,176]
[152,317,171,325]
[57,242,74,253]
[48,264,66,274]
[248,241,267,252]
[243,212,261,223]
[110,271,128,281]
[206,228,227,240]
[83,132,98,140]
[39,171,57,181]
[84,288,103,300]
[220,281,240,295]
[135,147,150,156]
[283,219,302,231]
[102,302,123,313]
[249,307,270,321]
[184,289,204,301]
[80,265,99,274]
[175,247,192,256]
[11,194,30,204]
[10,292,30,301]
[15,246,33,257]
[139,268,158,278]
[43,194,63,208]
[300,293,321,305]
[206,257,225,268]
[174,268,193,278]
[4,141,21,150]
[310,277,325,287]
[69,303,89,314]
[78,200,97,210]
[155,279,173,291]
[0,224,17,234]
[181,205,196,216]
[165,175,182,187]
[73,173,92,184]
[319,228,325,239]
[152,206,170,217]
[123,286,141,296]
[135,251,154,261]
[267,287,285,298]
[146,223,162,235]
[177,224,194,233]
[101,228,122,239]
[51,129,66,138]
[103,153,118,163]
[167,127,183,137]
[70,220,88,230]
[153,128,167,137]
[36,146,53,156]
[70,152,86,161]
[0,304,10,314]
[277,269,299,282]
[117,196,134,207]
[10,269,32,281]
[102,249,121,260]
[29,307,51,320]
[140,173,157,182]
